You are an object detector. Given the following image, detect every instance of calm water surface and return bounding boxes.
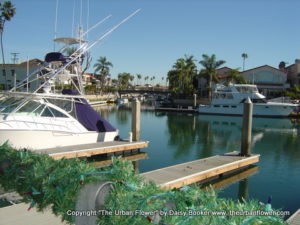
[95,104,300,215]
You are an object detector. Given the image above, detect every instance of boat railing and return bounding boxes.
[0,118,75,132]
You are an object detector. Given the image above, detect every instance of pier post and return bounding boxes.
[132,99,141,141]
[241,98,253,156]
[193,94,197,108]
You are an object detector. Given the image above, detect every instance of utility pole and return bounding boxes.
[11,53,19,64]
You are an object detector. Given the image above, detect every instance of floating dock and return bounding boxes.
[206,165,259,190]
[141,152,260,190]
[0,203,67,225]
[287,209,300,225]
[92,152,148,168]
[36,140,149,160]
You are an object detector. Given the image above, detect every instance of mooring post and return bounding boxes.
[193,94,197,108]
[241,97,253,156]
[132,99,141,141]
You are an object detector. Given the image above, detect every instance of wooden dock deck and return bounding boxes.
[35,140,149,160]
[141,152,260,190]
[287,209,300,225]
[0,203,67,225]
[92,152,148,168]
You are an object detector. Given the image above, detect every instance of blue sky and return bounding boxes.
[4,0,300,82]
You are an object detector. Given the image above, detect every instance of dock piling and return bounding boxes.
[241,98,253,156]
[132,99,141,141]
[193,94,197,108]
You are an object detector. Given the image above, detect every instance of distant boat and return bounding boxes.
[0,37,118,150]
[198,84,300,117]
[116,98,129,104]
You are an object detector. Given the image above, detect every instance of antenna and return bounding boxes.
[11,53,19,64]
[54,0,59,50]
[72,0,75,37]
[86,0,90,39]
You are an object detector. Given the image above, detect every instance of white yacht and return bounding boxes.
[0,37,118,150]
[198,84,300,117]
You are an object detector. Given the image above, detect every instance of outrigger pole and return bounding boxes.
[10,9,140,93]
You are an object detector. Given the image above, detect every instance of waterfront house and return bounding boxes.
[0,59,43,91]
[240,65,289,98]
[284,59,300,87]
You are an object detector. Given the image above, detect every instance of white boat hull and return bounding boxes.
[198,103,298,117]
[0,130,118,150]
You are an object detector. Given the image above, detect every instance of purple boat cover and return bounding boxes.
[62,89,116,132]
[62,89,79,95]
[75,99,116,132]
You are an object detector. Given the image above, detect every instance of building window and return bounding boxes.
[11,69,15,76]
[2,69,6,76]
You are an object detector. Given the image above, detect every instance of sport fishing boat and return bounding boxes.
[0,9,141,150]
[0,37,119,150]
[198,84,300,117]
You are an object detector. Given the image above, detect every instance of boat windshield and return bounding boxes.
[236,86,258,93]
[46,98,76,118]
[0,98,68,118]
[0,97,24,113]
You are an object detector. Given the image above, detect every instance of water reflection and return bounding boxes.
[92,105,300,214]
[165,113,300,160]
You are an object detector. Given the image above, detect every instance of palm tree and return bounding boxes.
[228,68,247,84]
[0,1,16,90]
[241,53,248,71]
[62,47,77,56]
[144,76,149,84]
[137,74,142,85]
[168,55,197,96]
[93,56,113,90]
[199,54,225,100]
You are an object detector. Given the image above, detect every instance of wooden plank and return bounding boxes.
[206,166,259,190]
[0,203,67,225]
[35,141,149,160]
[287,209,300,225]
[92,152,148,168]
[141,153,260,190]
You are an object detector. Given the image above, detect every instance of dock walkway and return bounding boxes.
[287,209,300,225]
[36,140,148,159]
[141,152,260,190]
[0,203,67,225]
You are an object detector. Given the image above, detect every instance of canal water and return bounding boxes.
[95,104,300,216]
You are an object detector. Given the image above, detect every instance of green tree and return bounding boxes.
[241,53,248,71]
[144,76,149,84]
[285,85,300,99]
[118,72,133,90]
[228,68,247,84]
[199,54,225,100]
[62,47,77,56]
[93,56,113,90]
[168,55,197,97]
[0,1,16,90]
[137,74,142,85]
[135,74,141,85]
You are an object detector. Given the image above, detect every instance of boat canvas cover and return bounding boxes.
[62,89,116,132]
[75,99,116,132]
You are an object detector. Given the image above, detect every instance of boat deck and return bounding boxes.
[141,152,260,190]
[36,140,149,159]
